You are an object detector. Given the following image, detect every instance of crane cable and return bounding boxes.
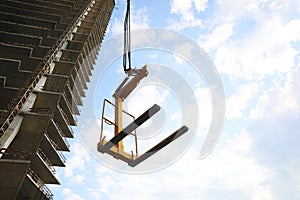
[123,0,131,73]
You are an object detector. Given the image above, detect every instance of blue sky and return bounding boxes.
[49,0,300,199]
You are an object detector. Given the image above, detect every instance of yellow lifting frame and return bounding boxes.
[112,65,148,151]
[114,97,124,150]
[98,64,189,167]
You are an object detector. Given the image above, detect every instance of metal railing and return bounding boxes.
[27,168,53,200]
[57,105,75,136]
[53,122,70,148]
[37,148,56,174]
[29,107,51,114]
[44,133,67,163]
[62,92,73,113]
[62,92,78,123]
[58,105,71,125]
[64,84,80,122]
[99,99,139,157]
[0,148,32,160]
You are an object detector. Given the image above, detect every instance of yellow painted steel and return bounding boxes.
[114,97,124,150]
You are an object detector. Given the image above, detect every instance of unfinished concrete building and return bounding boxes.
[0,0,114,199]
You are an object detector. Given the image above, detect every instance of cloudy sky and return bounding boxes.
[49,0,300,199]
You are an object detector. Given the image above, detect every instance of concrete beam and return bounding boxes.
[0,159,31,200]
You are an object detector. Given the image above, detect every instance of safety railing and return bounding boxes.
[58,105,71,125]
[37,148,56,174]
[100,99,139,157]
[62,91,78,123]
[65,84,80,123]
[27,168,53,200]
[58,105,75,137]
[0,148,32,160]
[44,133,67,163]
[62,92,73,113]
[53,122,70,148]
[29,107,51,114]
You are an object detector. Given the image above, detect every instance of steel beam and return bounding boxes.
[129,126,188,167]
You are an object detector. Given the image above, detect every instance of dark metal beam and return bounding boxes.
[128,126,189,167]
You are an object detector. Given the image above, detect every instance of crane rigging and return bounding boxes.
[123,0,132,73]
[97,0,188,167]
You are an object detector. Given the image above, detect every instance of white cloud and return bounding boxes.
[148,54,158,60]
[73,174,85,184]
[199,22,235,52]
[174,42,193,62]
[168,18,203,31]
[249,87,296,119]
[194,0,300,80]
[87,188,102,200]
[226,82,260,119]
[194,0,209,12]
[64,142,90,178]
[195,87,212,129]
[285,64,300,104]
[173,54,185,65]
[170,0,208,21]
[127,84,169,117]
[249,67,300,119]
[110,6,149,35]
[215,17,300,79]
[62,188,86,200]
[266,0,300,12]
[170,110,180,121]
[215,0,262,21]
[168,0,208,30]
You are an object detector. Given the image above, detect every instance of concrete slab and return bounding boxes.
[60,94,77,126]
[31,91,61,114]
[6,113,51,154]
[40,135,65,167]
[30,154,59,184]
[47,119,70,152]
[43,74,68,93]
[54,108,73,138]
[16,175,51,200]
[52,61,75,76]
